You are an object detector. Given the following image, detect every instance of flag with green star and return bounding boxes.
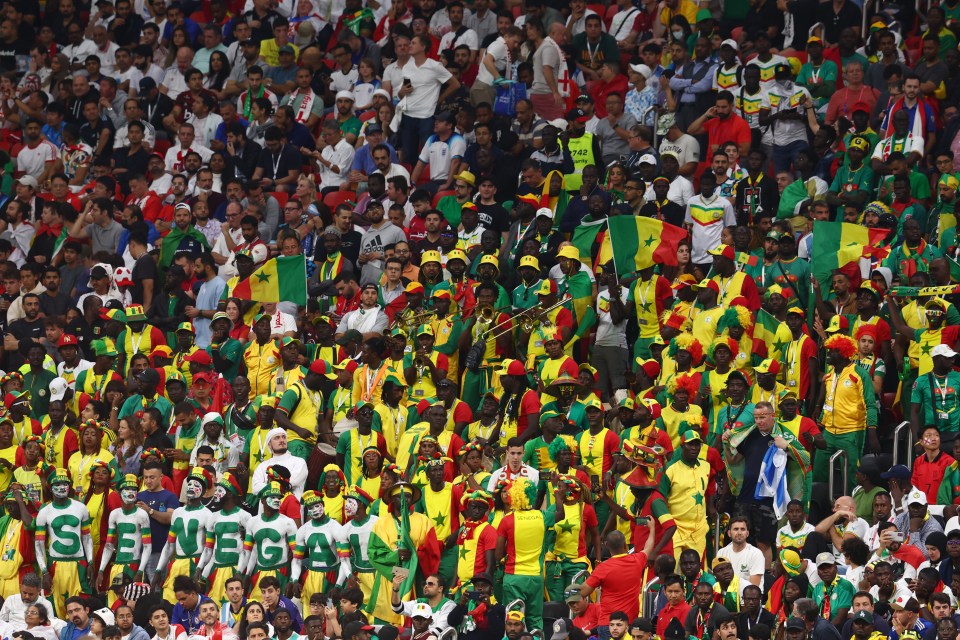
[752,308,793,361]
[604,216,688,276]
[233,254,308,305]
[810,221,889,296]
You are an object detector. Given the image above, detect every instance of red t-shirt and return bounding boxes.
[572,602,601,634]
[656,600,692,638]
[913,451,957,506]
[585,552,648,624]
[703,115,751,154]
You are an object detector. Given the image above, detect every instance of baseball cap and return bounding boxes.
[553,619,575,640]
[720,38,739,50]
[628,63,653,79]
[815,552,836,567]
[932,344,958,359]
[410,603,432,619]
[49,377,69,402]
[566,107,590,123]
[16,175,38,188]
[851,611,874,625]
[136,368,161,386]
[638,153,657,165]
[576,94,593,104]
[278,44,295,55]
[139,77,157,92]
[881,464,911,480]
[906,488,928,505]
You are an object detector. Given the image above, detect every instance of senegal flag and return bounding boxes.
[810,221,889,292]
[233,254,308,305]
[753,309,793,361]
[569,216,610,271]
[606,216,688,275]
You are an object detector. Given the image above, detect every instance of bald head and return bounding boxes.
[605,530,626,552]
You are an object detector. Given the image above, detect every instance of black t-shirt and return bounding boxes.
[38,290,72,320]
[256,144,303,181]
[475,201,510,234]
[639,201,686,228]
[131,254,159,306]
[6,317,44,370]
[0,32,34,73]
[113,147,151,187]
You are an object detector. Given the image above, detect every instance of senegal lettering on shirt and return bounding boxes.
[498,509,550,575]
[734,89,767,128]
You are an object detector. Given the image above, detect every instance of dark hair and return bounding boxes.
[172,576,196,594]
[341,587,364,606]
[609,612,629,623]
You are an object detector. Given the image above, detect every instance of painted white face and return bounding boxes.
[265,496,282,510]
[185,479,204,499]
[213,486,226,501]
[344,498,358,517]
[51,483,70,499]
[307,502,325,519]
[121,488,138,504]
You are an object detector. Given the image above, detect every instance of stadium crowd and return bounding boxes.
[3,0,960,638]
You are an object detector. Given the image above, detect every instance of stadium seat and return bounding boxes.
[270,192,289,208]
[324,190,357,209]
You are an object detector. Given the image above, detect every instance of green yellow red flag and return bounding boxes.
[232,254,308,305]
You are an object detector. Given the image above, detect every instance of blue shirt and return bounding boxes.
[266,596,303,632]
[351,141,398,175]
[42,123,65,149]
[137,489,180,551]
[193,276,227,348]
[171,594,211,634]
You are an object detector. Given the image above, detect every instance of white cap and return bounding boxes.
[49,377,68,402]
[638,153,657,165]
[932,344,958,359]
[16,175,38,188]
[907,488,928,506]
[411,603,433,619]
[629,63,653,80]
[93,608,115,627]
[548,118,568,130]
[535,207,554,220]
[372,88,391,100]
[335,90,355,102]
[720,38,739,51]
[250,244,269,265]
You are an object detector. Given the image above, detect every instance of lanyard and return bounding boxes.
[934,374,951,409]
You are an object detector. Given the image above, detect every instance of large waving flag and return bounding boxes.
[753,308,793,361]
[940,213,957,250]
[606,217,688,275]
[570,217,610,271]
[233,254,308,305]
[810,221,889,292]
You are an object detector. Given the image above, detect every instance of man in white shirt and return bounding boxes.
[394,33,461,164]
[335,283,389,339]
[437,3,478,63]
[410,111,466,193]
[160,46,195,100]
[313,119,355,192]
[17,121,58,183]
[185,94,223,149]
[0,573,51,631]
[717,517,765,587]
[163,123,213,174]
[261,302,297,338]
[250,428,308,497]
[815,495,870,559]
[62,24,98,70]
[486,438,539,491]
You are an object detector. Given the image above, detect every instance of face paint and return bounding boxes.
[265,496,282,510]
[213,486,226,501]
[307,502,325,519]
[185,479,204,499]
[121,489,138,504]
[344,498,358,517]
[51,483,70,499]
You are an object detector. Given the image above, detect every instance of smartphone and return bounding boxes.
[465,591,481,599]
[392,566,410,580]
[403,78,412,86]
[890,532,905,542]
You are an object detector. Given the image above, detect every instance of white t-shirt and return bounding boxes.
[438,27,479,53]
[330,67,359,93]
[383,57,412,100]
[264,310,297,336]
[596,286,629,348]
[164,143,214,173]
[185,112,224,148]
[717,542,765,587]
[62,39,98,67]
[319,138,356,190]
[161,67,189,100]
[418,133,466,182]
[401,58,453,119]
[17,140,58,178]
[659,134,701,169]
[475,37,509,86]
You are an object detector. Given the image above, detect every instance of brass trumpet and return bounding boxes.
[392,308,435,332]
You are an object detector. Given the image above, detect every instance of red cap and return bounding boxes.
[851,102,871,114]
[309,360,334,376]
[192,371,215,385]
[57,334,79,348]
[185,350,213,365]
[708,244,736,261]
